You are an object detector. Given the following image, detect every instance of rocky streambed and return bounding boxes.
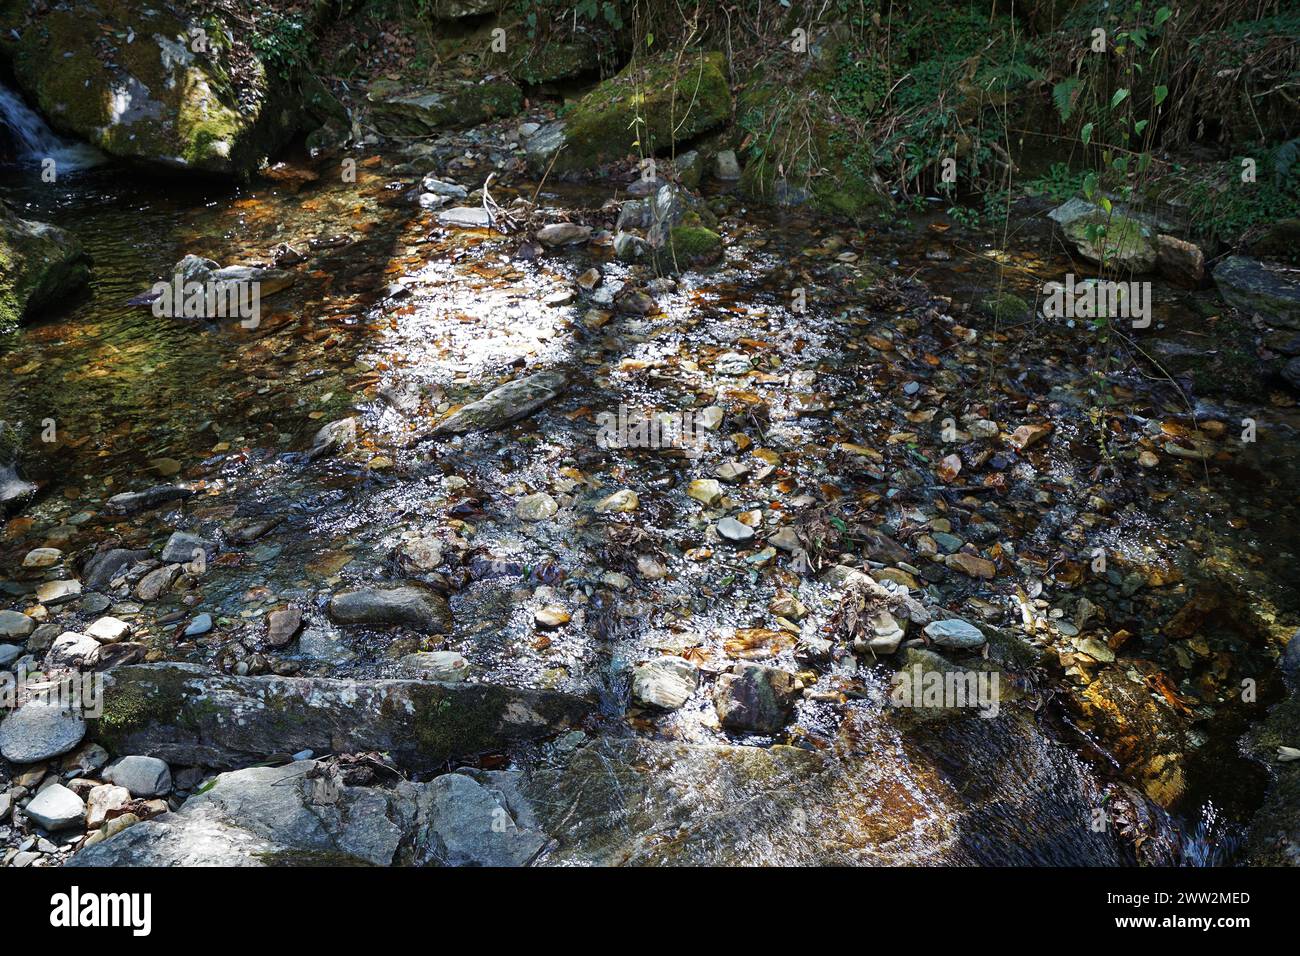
[2,99,1299,866]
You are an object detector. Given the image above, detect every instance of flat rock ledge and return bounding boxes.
[88,664,591,771]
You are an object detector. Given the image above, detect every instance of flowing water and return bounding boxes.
[3,96,1298,864]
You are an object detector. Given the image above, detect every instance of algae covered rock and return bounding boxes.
[736,28,889,219]
[368,76,522,136]
[1049,198,1157,274]
[1213,255,1300,329]
[88,663,591,770]
[429,370,567,435]
[2,0,303,177]
[550,51,731,174]
[0,201,91,330]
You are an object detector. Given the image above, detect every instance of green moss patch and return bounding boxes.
[554,51,731,173]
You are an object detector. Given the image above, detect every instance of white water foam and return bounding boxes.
[0,83,104,172]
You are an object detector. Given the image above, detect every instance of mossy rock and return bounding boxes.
[89,663,591,770]
[486,22,603,86]
[736,30,890,220]
[0,201,91,332]
[368,77,522,136]
[664,224,722,267]
[552,51,731,174]
[976,291,1031,322]
[3,1,302,177]
[1063,213,1157,274]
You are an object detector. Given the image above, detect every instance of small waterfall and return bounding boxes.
[0,83,103,172]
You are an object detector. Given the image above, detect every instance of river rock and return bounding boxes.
[83,548,151,589]
[420,772,545,866]
[0,699,86,763]
[551,52,730,174]
[713,663,800,734]
[430,370,567,435]
[864,609,906,654]
[438,206,496,228]
[523,120,567,170]
[716,516,755,544]
[87,663,590,770]
[516,493,558,521]
[0,202,92,327]
[534,607,570,629]
[105,484,195,515]
[398,651,470,682]
[265,606,303,648]
[714,149,742,180]
[46,631,101,670]
[632,656,699,710]
[1049,199,1157,273]
[945,552,997,579]
[24,782,85,831]
[86,616,131,643]
[36,579,81,604]
[328,584,453,635]
[536,222,592,247]
[0,644,21,668]
[924,618,987,649]
[135,564,181,601]
[21,547,62,569]
[1155,234,1205,286]
[86,784,131,830]
[105,755,173,797]
[0,609,35,640]
[307,417,357,460]
[69,761,545,867]
[2,4,308,177]
[368,77,521,137]
[595,489,639,513]
[161,531,216,564]
[1213,256,1300,328]
[687,478,723,505]
[421,176,467,197]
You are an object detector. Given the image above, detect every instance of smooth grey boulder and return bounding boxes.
[924,619,987,649]
[105,755,173,796]
[24,783,85,831]
[0,698,87,763]
[88,664,590,770]
[328,584,452,635]
[429,370,567,435]
[0,609,35,640]
[437,206,495,228]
